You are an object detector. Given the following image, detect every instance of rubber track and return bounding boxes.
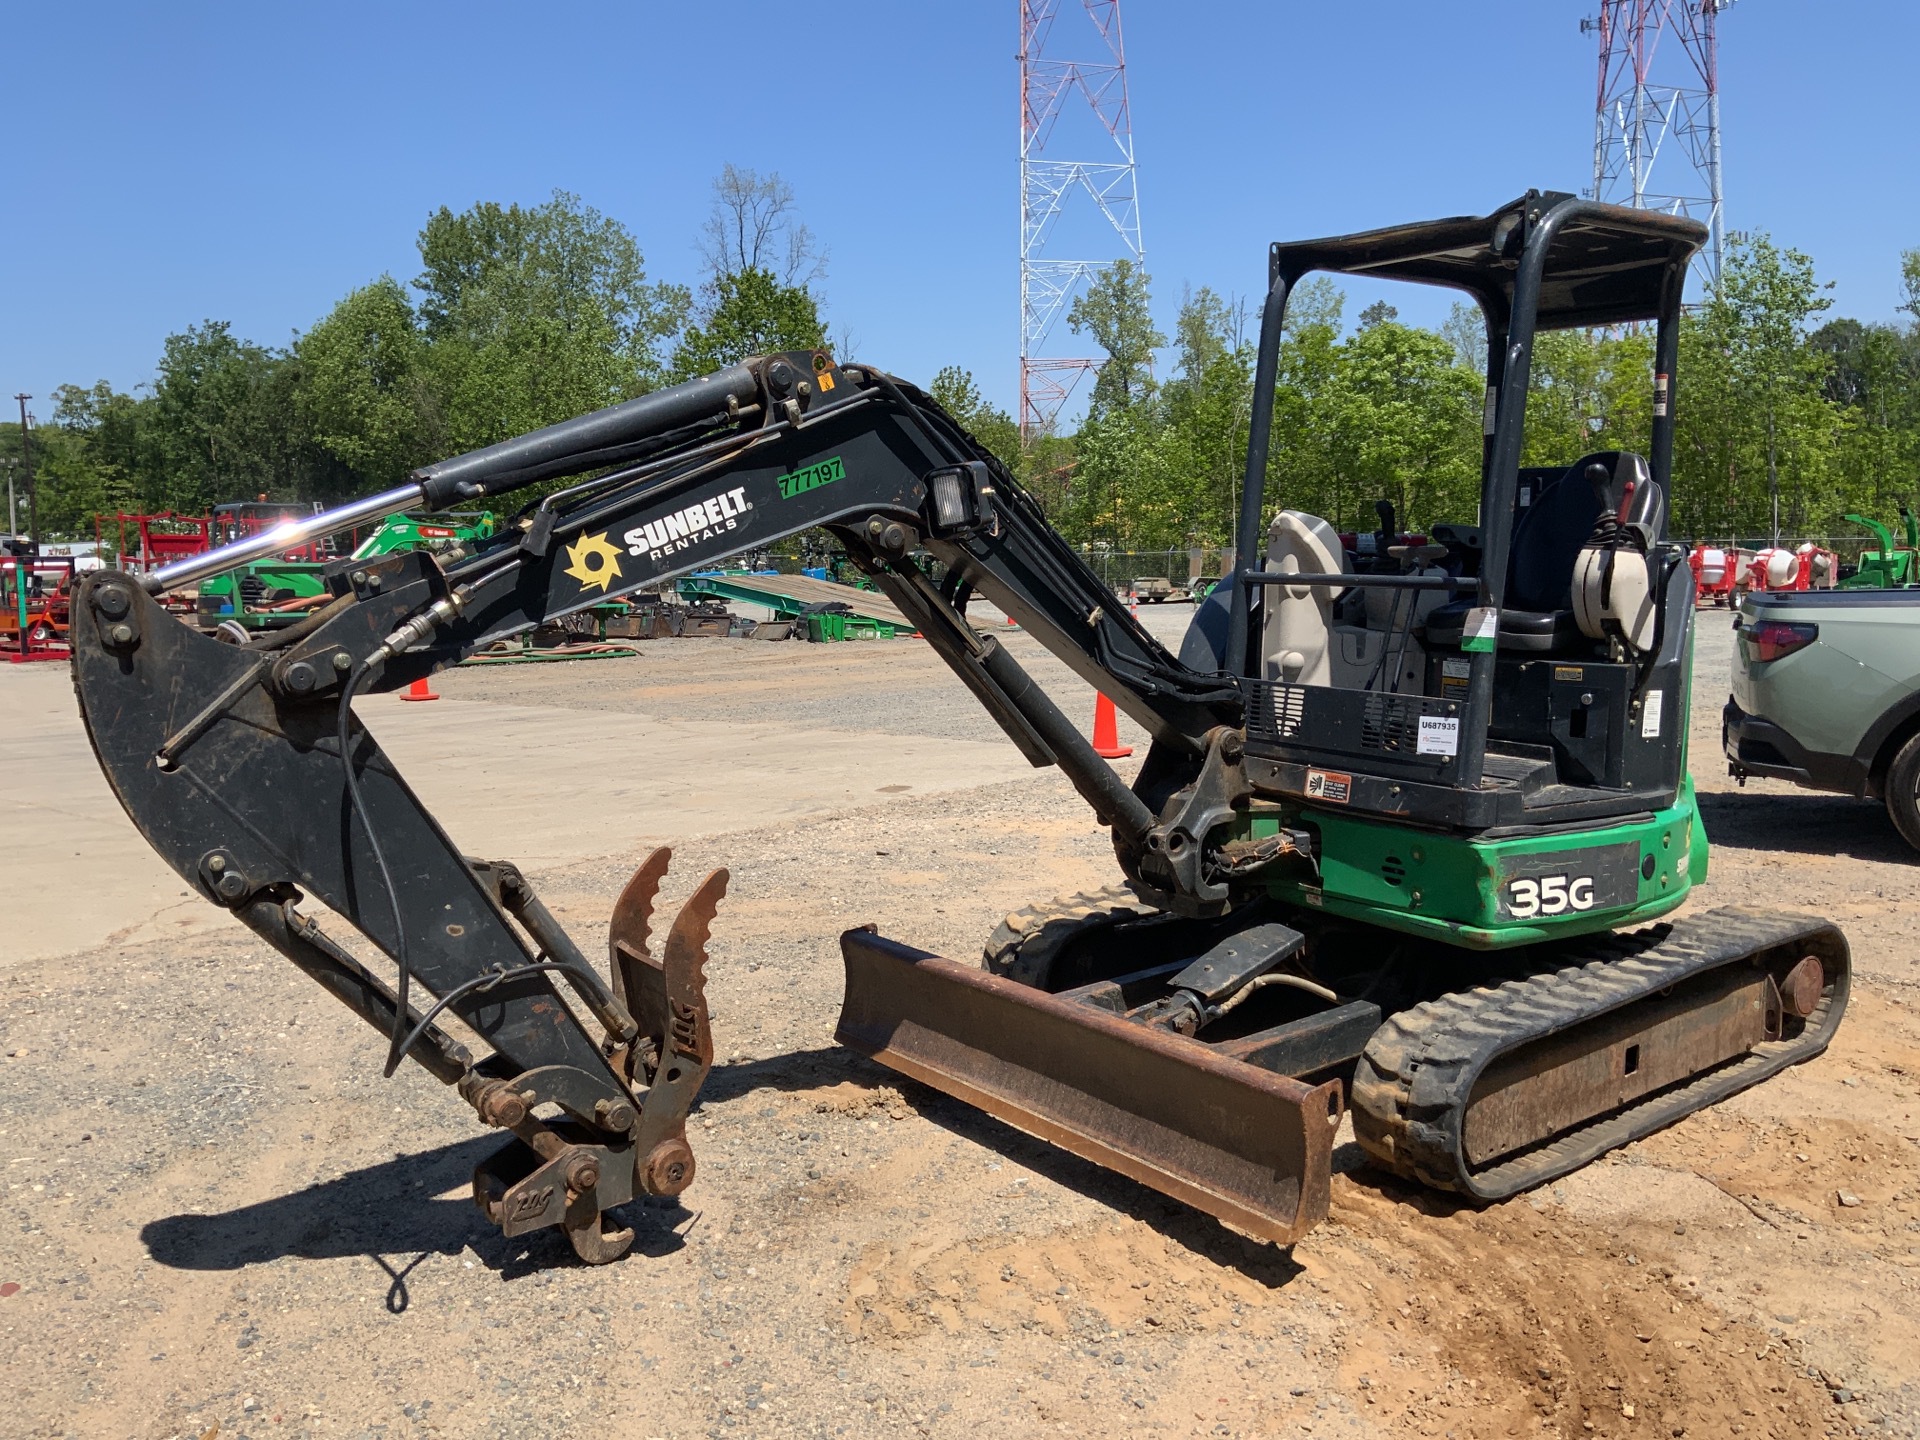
[982,885,1156,985]
[1351,905,1851,1200]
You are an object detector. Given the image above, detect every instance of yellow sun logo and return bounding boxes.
[562,531,624,594]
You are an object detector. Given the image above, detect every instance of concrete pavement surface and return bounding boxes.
[0,656,1052,962]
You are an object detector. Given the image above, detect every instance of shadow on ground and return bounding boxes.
[141,1134,696,1306]
[1699,789,1915,862]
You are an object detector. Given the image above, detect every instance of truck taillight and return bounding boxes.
[1747,619,1818,662]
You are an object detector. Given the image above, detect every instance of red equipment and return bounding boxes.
[1687,543,1737,606]
[1,555,76,663]
[1747,547,1813,595]
[97,511,215,573]
[209,501,333,561]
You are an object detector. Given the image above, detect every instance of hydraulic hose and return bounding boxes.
[333,662,415,1076]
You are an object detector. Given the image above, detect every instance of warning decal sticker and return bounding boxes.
[1304,769,1353,804]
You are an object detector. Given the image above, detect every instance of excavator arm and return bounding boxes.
[72,352,1331,1260]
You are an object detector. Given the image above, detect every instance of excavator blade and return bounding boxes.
[836,928,1341,1245]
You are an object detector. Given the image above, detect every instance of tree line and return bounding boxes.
[934,240,1920,553]
[8,177,1918,555]
[4,169,829,538]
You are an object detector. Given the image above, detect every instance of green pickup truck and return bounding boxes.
[1723,588,1920,849]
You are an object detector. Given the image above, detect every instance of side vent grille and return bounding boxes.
[1361,694,1418,754]
[1380,855,1406,886]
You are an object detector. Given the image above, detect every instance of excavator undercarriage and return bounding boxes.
[70,191,1850,1259]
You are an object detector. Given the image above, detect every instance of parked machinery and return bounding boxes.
[69,192,1847,1261]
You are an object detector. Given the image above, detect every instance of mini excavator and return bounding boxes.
[73,192,1848,1261]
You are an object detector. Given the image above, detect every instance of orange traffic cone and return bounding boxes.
[1092,692,1132,759]
[400,675,440,702]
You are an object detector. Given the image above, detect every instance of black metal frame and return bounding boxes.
[1226,191,1702,797]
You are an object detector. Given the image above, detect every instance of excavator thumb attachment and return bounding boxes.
[836,928,1340,1244]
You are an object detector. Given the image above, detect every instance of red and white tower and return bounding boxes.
[1586,0,1728,291]
[1018,0,1144,442]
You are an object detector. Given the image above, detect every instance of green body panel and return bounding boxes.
[1247,782,1704,949]
[195,559,330,630]
[1837,511,1917,588]
[198,511,497,631]
[350,510,497,561]
[1237,618,1706,952]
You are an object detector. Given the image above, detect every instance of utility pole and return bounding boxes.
[2,458,16,539]
[13,395,35,549]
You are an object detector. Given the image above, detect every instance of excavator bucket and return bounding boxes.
[836,929,1341,1244]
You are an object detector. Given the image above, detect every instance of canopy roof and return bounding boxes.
[1269,191,1707,331]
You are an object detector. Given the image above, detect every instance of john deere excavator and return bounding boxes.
[72,192,1848,1262]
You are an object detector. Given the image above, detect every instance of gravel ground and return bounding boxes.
[1,609,1916,1440]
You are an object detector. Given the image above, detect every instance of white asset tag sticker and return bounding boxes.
[1417,715,1461,757]
[1641,690,1664,739]
[1461,607,1499,653]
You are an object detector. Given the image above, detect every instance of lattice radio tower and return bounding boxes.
[1585,0,1730,291]
[1019,0,1143,442]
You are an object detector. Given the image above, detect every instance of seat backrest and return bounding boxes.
[1506,452,1661,613]
[1261,510,1345,685]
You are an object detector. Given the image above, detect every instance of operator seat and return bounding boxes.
[1424,452,1661,654]
[1261,510,1345,685]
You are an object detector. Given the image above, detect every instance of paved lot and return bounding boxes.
[1,606,1916,1440]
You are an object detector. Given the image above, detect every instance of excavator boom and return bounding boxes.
[74,351,1323,1255]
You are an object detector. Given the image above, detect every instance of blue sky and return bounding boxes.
[6,1,1915,426]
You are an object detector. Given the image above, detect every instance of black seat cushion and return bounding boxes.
[1423,451,1661,658]
[1423,600,1585,654]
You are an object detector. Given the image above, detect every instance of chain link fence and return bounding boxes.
[1077,547,1238,597]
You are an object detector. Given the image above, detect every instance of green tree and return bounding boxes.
[670,267,826,377]
[1811,310,1920,530]
[1357,300,1399,330]
[149,322,306,510]
[1521,326,1655,467]
[1320,321,1481,531]
[416,190,689,452]
[1441,301,1488,373]
[297,277,440,489]
[928,366,1019,471]
[1675,235,1836,539]
[1158,286,1254,545]
[1068,259,1165,414]
[33,382,159,534]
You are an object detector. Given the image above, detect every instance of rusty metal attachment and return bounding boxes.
[610,848,725,1199]
[836,928,1340,1245]
[451,847,726,1263]
[1776,955,1825,1019]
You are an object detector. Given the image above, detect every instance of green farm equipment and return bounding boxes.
[1838,507,1918,589]
[197,508,498,633]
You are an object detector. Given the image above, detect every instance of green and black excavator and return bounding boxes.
[71,192,1848,1262]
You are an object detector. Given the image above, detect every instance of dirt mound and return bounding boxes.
[1308,1178,1843,1438]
